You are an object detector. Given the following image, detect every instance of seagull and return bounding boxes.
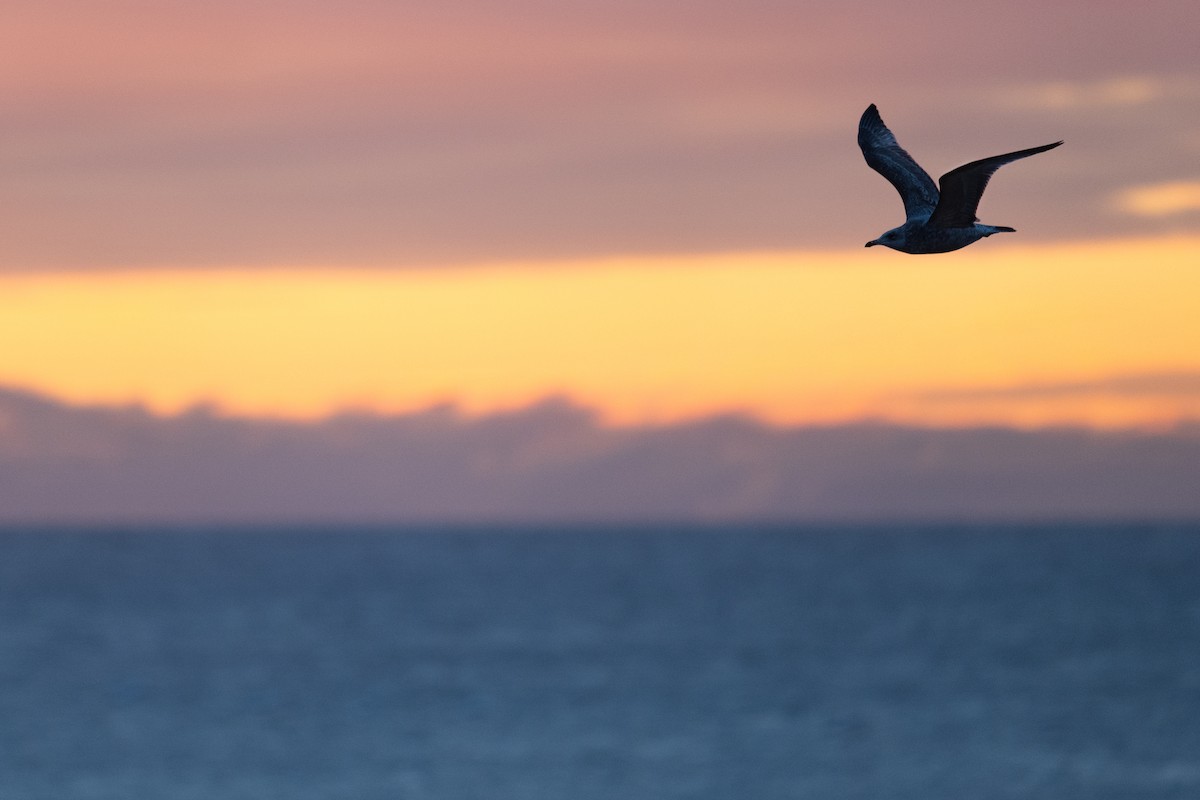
[859,104,1062,253]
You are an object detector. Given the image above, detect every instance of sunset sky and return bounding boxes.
[2,1,1199,520]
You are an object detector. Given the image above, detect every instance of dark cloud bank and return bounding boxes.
[2,387,1198,524]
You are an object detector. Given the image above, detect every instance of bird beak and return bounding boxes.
[864,240,878,247]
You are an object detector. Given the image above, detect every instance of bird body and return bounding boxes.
[866,218,1016,255]
[858,104,1061,254]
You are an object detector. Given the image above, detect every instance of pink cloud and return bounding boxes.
[0,1,1197,269]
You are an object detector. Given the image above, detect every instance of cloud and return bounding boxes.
[1,2,1199,269]
[1114,181,1200,217]
[897,372,1200,429]
[914,371,1200,401]
[997,77,1171,110]
[3,387,1199,524]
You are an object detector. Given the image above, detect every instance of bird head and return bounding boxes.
[865,227,908,251]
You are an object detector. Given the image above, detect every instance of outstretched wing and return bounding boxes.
[928,141,1063,228]
[858,104,939,221]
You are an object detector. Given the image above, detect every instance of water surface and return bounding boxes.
[1,523,1197,799]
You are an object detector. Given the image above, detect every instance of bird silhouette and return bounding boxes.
[859,104,1062,254]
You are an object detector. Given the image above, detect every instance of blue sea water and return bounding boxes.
[1,523,1198,799]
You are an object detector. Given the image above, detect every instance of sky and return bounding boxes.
[2,1,1199,521]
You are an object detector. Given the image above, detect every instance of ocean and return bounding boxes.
[1,523,1197,799]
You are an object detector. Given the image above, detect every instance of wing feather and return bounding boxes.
[857,104,939,221]
[928,141,1063,228]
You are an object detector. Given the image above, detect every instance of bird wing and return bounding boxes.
[928,141,1063,228]
[858,104,939,221]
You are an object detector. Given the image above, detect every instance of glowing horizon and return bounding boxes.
[4,235,1199,430]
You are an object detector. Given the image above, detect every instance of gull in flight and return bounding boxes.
[859,104,1062,253]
